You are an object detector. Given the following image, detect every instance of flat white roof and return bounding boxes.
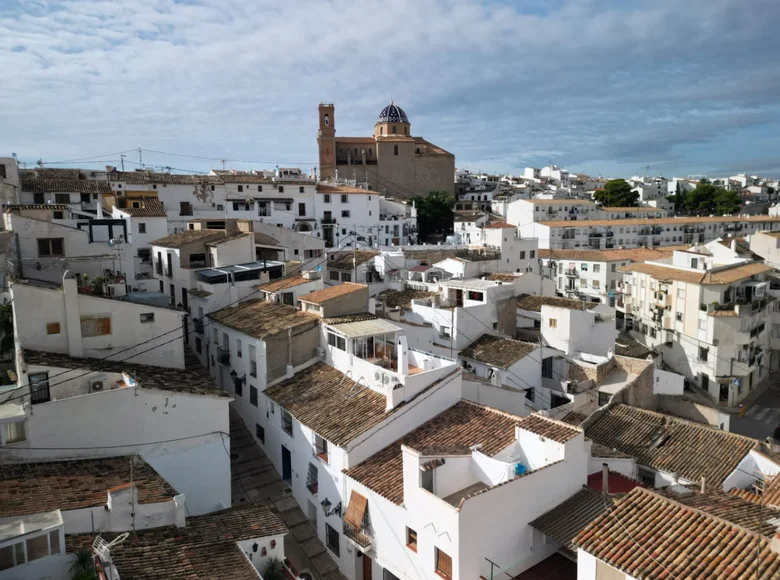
[442,279,502,290]
[0,510,63,541]
[328,318,402,339]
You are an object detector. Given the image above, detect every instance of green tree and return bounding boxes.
[714,189,742,215]
[410,191,454,242]
[592,179,639,207]
[684,183,720,215]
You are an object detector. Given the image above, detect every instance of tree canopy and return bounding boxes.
[593,179,639,207]
[684,183,742,216]
[410,191,454,242]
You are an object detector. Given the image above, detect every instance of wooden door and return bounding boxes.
[362,554,372,580]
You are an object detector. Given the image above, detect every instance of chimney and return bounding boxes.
[700,476,706,494]
[602,463,609,495]
[731,239,737,253]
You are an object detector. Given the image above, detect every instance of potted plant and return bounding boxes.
[262,557,286,580]
[69,549,96,580]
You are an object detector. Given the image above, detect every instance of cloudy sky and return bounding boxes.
[2,0,780,178]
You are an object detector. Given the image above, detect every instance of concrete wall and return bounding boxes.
[320,286,370,317]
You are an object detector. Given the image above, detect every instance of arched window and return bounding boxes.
[394,145,399,156]
[380,127,384,135]
[392,125,397,134]
[324,114,330,127]
[415,148,420,154]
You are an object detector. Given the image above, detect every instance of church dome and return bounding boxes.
[376,101,409,124]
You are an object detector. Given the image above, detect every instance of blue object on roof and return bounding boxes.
[514,463,527,476]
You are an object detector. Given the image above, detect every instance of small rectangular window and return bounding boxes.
[519,251,526,259]
[341,194,348,203]
[255,423,265,443]
[37,238,64,257]
[54,193,70,204]
[549,318,557,328]
[306,462,319,494]
[278,186,285,193]
[342,210,351,218]
[282,409,293,435]
[341,272,352,282]
[138,223,147,233]
[81,316,111,337]
[236,338,242,358]
[140,313,154,323]
[46,322,61,335]
[435,548,453,579]
[299,186,305,193]
[329,270,340,281]
[26,534,49,562]
[530,250,535,259]
[49,530,61,555]
[2,420,26,445]
[326,523,340,556]
[406,527,418,552]
[324,194,331,203]
[421,469,433,493]
[250,386,258,407]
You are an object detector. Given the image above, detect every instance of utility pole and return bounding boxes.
[221,159,226,171]
[120,154,125,172]
[138,147,143,169]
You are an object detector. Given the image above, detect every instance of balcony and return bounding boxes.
[217,347,230,365]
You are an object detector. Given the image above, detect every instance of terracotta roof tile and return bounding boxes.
[117,198,167,217]
[8,204,69,211]
[109,171,222,185]
[460,334,537,369]
[345,401,521,505]
[619,261,772,285]
[321,312,377,324]
[21,168,84,180]
[299,282,367,304]
[575,487,780,579]
[327,250,378,270]
[23,349,226,397]
[668,489,780,536]
[485,273,519,282]
[317,184,373,195]
[151,229,242,249]
[517,414,582,443]
[264,362,388,447]
[255,274,314,293]
[208,299,319,340]
[66,506,286,579]
[530,488,614,557]
[584,405,757,488]
[377,289,436,309]
[539,246,686,262]
[0,457,176,517]
[21,178,112,194]
[517,293,598,312]
[483,222,515,229]
[524,199,596,206]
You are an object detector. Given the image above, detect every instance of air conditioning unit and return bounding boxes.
[90,377,106,393]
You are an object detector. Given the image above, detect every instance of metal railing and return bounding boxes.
[217,347,230,365]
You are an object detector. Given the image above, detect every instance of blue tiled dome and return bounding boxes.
[376,101,409,124]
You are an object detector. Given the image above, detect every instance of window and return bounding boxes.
[341,194,348,203]
[81,316,111,337]
[549,318,558,328]
[282,292,294,306]
[37,238,64,257]
[581,263,588,271]
[138,222,147,234]
[238,185,244,192]
[46,322,61,335]
[404,527,418,551]
[593,264,601,273]
[326,523,340,556]
[341,210,351,218]
[26,534,49,562]
[440,325,451,339]
[54,193,70,204]
[140,313,154,323]
[541,357,554,379]
[195,337,202,353]
[234,376,243,397]
[394,145,399,156]
[249,345,257,377]
[580,279,587,287]
[611,263,617,272]
[0,164,5,179]
[306,462,319,494]
[1,420,26,445]
[324,194,331,203]
[299,186,305,193]
[282,409,293,435]
[435,548,452,579]
[329,270,340,281]
[327,332,347,351]
[530,250,535,259]
[676,312,683,322]
[592,280,600,288]
[279,186,285,193]
[637,466,655,487]
[421,469,433,493]
[236,338,242,358]
[49,531,61,557]
[33,193,44,204]
[341,272,352,282]
[699,347,709,362]
[467,291,484,301]
[519,251,526,259]
[250,385,258,407]
[189,253,206,268]
[180,201,193,216]
[315,433,328,462]
[256,423,265,444]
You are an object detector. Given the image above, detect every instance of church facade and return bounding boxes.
[317,101,455,197]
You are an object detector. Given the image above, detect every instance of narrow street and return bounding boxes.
[730,380,780,440]
[230,407,347,580]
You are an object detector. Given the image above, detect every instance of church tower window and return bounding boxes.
[380,127,383,135]
[392,125,397,134]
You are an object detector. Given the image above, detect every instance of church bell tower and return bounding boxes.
[317,103,336,180]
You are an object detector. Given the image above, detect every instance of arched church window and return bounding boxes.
[380,127,383,135]
[404,126,408,135]
[324,114,330,126]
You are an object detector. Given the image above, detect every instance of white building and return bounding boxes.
[540,165,571,187]
[618,248,775,406]
[19,176,111,216]
[0,156,20,204]
[111,197,169,290]
[342,408,588,580]
[11,277,186,369]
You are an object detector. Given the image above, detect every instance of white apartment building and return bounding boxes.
[1,348,232,515]
[618,248,775,406]
[19,176,110,216]
[11,277,186,369]
[539,302,618,358]
[540,246,684,304]
[342,410,588,580]
[540,164,571,187]
[523,215,780,251]
[111,197,169,290]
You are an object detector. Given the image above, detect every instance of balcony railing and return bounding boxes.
[217,347,230,365]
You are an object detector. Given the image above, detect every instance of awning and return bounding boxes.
[344,491,368,530]
[328,317,402,338]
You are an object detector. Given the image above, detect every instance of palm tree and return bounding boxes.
[69,549,96,580]
[262,556,286,580]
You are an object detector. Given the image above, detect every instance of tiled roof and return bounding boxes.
[151,229,238,249]
[668,489,780,536]
[299,282,367,304]
[109,171,222,185]
[730,484,780,510]
[517,414,582,443]
[317,184,373,195]
[619,261,772,285]
[188,288,213,298]
[327,250,378,270]
[485,273,519,282]
[205,232,251,246]
[590,442,634,459]
[460,334,537,369]
[517,293,598,312]
[613,335,657,359]
[0,457,177,517]
[117,198,167,217]
[523,199,596,205]
[66,507,287,580]
[530,488,614,558]
[23,350,226,397]
[560,410,589,426]
[454,211,485,222]
[708,309,740,317]
[321,312,377,324]
[539,215,780,228]
[264,362,388,447]
[21,178,112,194]
[539,246,686,262]
[254,232,280,246]
[345,401,521,505]
[255,274,313,293]
[21,168,84,180]
[408,264,431,272]
[377,289,436,309]
[584,405,756,488]
[575,487,780,579]
[208,299,319,340]
[483,222,515,229]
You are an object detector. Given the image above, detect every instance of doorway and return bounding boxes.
[282,445,292,485]
[363,554,372,580]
